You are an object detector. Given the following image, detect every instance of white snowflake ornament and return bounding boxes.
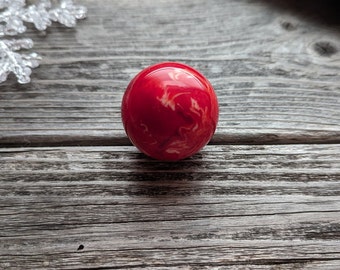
[0,38,41,84]
[0,0,87,84]
[22,1,53,31]
[49,0,87,28]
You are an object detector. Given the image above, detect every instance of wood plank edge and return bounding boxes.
[1,131,340,148]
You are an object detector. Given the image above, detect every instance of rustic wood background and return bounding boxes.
[0,0,339,269]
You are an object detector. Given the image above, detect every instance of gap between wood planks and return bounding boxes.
[1,132,340,148]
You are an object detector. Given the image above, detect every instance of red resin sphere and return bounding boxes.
[121,62,219,161]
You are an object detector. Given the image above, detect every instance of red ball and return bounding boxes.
[121,62,219,161]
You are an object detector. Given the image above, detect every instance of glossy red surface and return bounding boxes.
[121,62,219,161]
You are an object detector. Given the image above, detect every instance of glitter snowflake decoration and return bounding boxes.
[0,0,87,84]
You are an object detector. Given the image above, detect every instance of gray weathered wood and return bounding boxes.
[1,145,340,269]
[1,0,339,146]
[1,1,340,269]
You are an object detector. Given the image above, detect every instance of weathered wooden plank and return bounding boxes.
[0,145,339,269]
[1,0,339,146]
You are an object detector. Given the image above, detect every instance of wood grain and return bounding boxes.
[1,145,340,269]
[1,1,340,269]
[1,0,339,146]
